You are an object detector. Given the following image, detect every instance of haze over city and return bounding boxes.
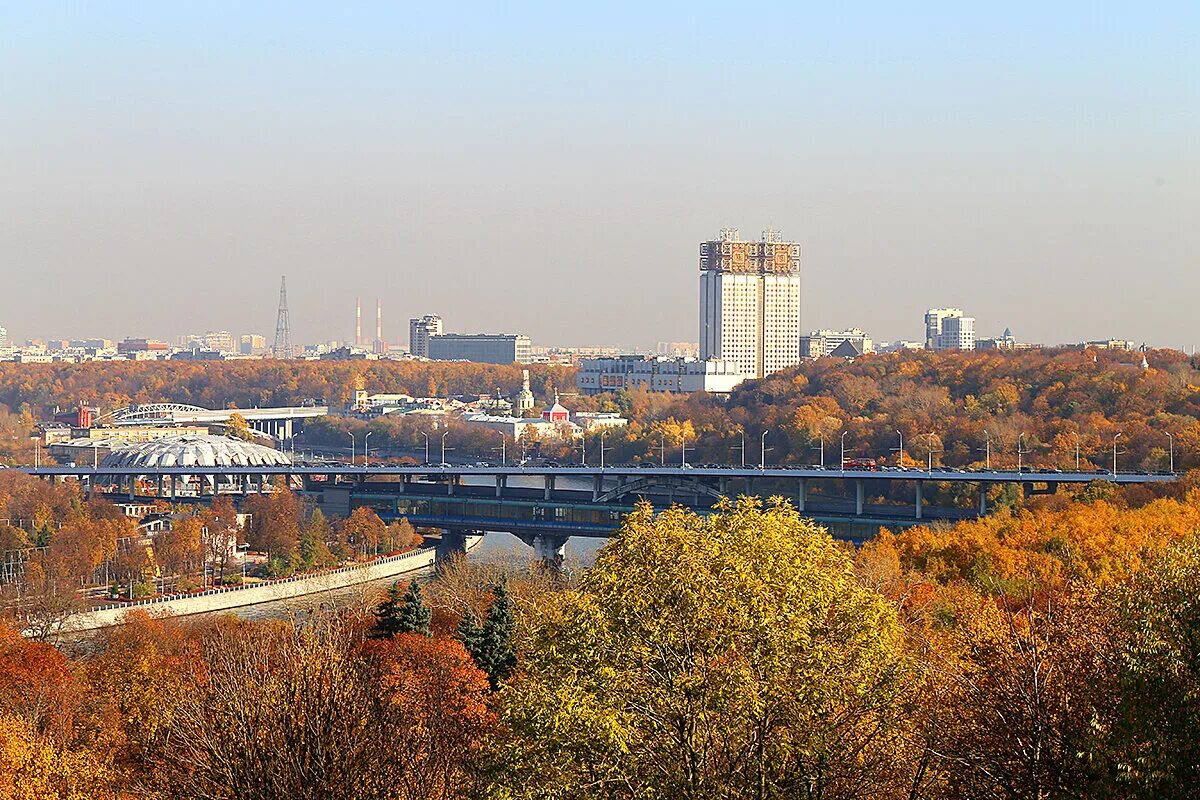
[1,2,1195,348]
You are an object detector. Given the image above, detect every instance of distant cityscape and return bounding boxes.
[1,226,1151,397]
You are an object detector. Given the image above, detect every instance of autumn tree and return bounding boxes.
[486,498,911,798]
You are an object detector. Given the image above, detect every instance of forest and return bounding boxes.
[1,489,1198,800]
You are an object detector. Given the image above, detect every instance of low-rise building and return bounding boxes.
[576,355,750,395]
[800,328,874,358]
[574,412,629,431]
[428,333,532,365]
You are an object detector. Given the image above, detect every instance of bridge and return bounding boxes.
[96,403,328,441]
[16,464,1175,562]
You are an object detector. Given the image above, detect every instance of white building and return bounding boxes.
[408,315,443,359]
[699,228,802,379]
[574,412,629,431]
[0,326,7,347]
[576,355,750,395]
[801,328,874,358]
[925,308,976,351]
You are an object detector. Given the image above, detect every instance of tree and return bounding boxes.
[224,412,255,442]
[486,498,910,798]
[375,580,432,638]
[456,608,485,666]
[340,506,387,558]
[299,508,335,570]
[1101,533,1200,797]
[477,581,516,691]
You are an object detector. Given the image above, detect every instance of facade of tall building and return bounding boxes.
[203,331,236,352]
[0,326,6,347]
[428,333,531,364]
[239,334,267,355]
[408,315,443,358]
[699,228,802,379]
[925,309,976,351]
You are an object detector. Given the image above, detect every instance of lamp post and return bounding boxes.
[580,435,587,466]
[1112,432,1123,476]
[1166,432,1175,473]
[736,431,746,468]
[819,433,825,468]
[1017,433,1029,472]
[1072,432,1082,472]
[347,432,355,467]
[600,431,611,469]
[660,433,666,467]
[363,431,373,468]
[982,431,991,471]
[840,431,849,474]
[895,430,904,468]
[496,432,506,466]
[926,433,937,474]
[34,440,39,470]
[440,431,450,465]
[760,430,769,470]
[420,432,430,465]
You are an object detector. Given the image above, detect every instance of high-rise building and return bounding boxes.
[239,334,267,355]
[203,331,236,352]
[428,333,531,365]
[925,308,975,351]
[0,325,7,347]
[699,227,802,379]
[409,314,443,358]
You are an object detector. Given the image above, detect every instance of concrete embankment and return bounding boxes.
[58,547,443,633]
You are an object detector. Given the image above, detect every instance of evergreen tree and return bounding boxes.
[478,580,517,689]
[395,579,432,636]
[373,584,403,638]
[375,580,431,638]
[457,607,485,666]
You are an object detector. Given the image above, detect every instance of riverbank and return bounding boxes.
[53,545,458,633]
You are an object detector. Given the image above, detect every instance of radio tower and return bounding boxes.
[272,275,292,359]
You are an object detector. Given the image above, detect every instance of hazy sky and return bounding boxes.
[1,2,1196,349]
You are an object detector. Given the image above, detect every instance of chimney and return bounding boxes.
[376,299,383,343]
[355,298,362,346]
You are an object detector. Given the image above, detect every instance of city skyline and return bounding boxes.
[2,4,1196,349]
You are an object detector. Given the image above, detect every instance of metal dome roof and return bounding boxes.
[102,435,293,469]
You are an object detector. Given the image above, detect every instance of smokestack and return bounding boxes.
[376,299,383,343]
[355,298,362,346]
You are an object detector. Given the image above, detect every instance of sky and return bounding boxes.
[1,2,1197,349]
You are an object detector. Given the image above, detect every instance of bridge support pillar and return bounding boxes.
[496,475,506,498]
[915,481,924,520]
[592,474,602,502]
[855,479,864,516]
[532,534,568,568]
[797,478,807,512]
[437,530,483,560]
[129,475,136,502]
[87,477,95,501]
[170,475,177,501]
[156,475,163,498]
[979,486,987,516]
[448,475,456,496]
[718,477,729,496]
[544,475,555,500]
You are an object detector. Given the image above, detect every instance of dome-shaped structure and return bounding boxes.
[103,434,292,469]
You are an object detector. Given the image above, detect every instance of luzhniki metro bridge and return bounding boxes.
[16,464,1176,561]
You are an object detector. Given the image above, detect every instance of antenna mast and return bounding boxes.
[272,276,292,359]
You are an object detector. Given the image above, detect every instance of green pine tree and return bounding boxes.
[373,583,405,639]
[394,579,432,636]
[457,607,486,666]
[478,580,517,689]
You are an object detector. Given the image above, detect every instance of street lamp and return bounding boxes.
[760,430,769,470]
[1166,432,1175,473]
[1112,432,1123,476]
[600,431,611,469]
[895,430,904,468]
[736,431,746,468]
[496,432,506,466]
[347,432,355,466]
[1017,433,1030,472]
[363,431,373,468]
[840,431,849,474]
[982,431,992,471]
[440,431,450,465]
[660,433,666,467]
[1072,432,1082,472]
[420,432,430,465]
[580,435,587,466]
[926,433,938,474]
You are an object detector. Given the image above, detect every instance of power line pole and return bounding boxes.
[272,275,292,359]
